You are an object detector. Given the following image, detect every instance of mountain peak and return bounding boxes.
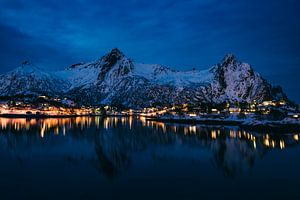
[16,61,43,74]
[97,48,132,81]
[103,48,124,62]
[21,60,32,66]
[0,50,290,107]
[110,48,124,56]
[222,54,237,66]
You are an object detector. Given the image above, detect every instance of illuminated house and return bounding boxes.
[229,107,241,113]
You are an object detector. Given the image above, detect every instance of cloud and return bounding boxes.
[0,23,73,72]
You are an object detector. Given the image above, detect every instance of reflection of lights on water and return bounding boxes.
[40,123,45,138]
[138,120,291,151]
[262,137,285,149]
[0,118,8,129]
[271,140,275,148]
[0,117,75,137]
[162,124,166,133]
[280,140,285,149]
[172,126,177,133]
[150,121,166,133]
[0,116,296,152]
[147,121,152,128]
[140,117,147,127]
[184,127,188,135]
[95,118,99,129]
[155,122,166,133]
[121,118,126,125]
[211,130,217,139]
[230,130,236,138]
[104,118,109,129]
[264,138,270,147]
[102,117,137,130]
[54,127,59,135]
[26,122,30,130]
[129,116,133,130]
[189,126,196,134]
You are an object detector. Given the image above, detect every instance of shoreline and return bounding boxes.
[146,117,243,126]
[146,117,300,133]
[0,113,134,119]
[240,123,300,133]
[0,113,104,119]
[1,113,300,133]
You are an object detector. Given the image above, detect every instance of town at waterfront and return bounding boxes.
[1,95,300,132]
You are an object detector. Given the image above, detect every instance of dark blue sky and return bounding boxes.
[0,0,299,102]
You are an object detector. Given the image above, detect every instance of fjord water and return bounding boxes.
[0,117,299,200]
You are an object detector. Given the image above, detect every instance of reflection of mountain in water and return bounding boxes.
[0,117,298,178]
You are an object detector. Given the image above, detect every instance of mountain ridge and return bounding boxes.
[0,48,289,108]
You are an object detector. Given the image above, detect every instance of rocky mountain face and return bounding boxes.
[208,54,284,103]
[0,48,288,108]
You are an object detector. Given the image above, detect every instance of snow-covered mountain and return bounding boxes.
[0,61,69,96]
[0,49,288,108]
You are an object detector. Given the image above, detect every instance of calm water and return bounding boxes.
[0,116,299,200]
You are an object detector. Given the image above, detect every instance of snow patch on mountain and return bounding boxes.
[133,63,213,86]
[0,62,68,96]
[0,49,289,108]
[56,62,100,90]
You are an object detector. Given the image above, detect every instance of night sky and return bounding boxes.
[0,0,299,102]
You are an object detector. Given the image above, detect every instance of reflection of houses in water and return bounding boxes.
[209,135,257,177]
[96,118,296,178]
[0,117,105,138]
[0,117,299,179]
